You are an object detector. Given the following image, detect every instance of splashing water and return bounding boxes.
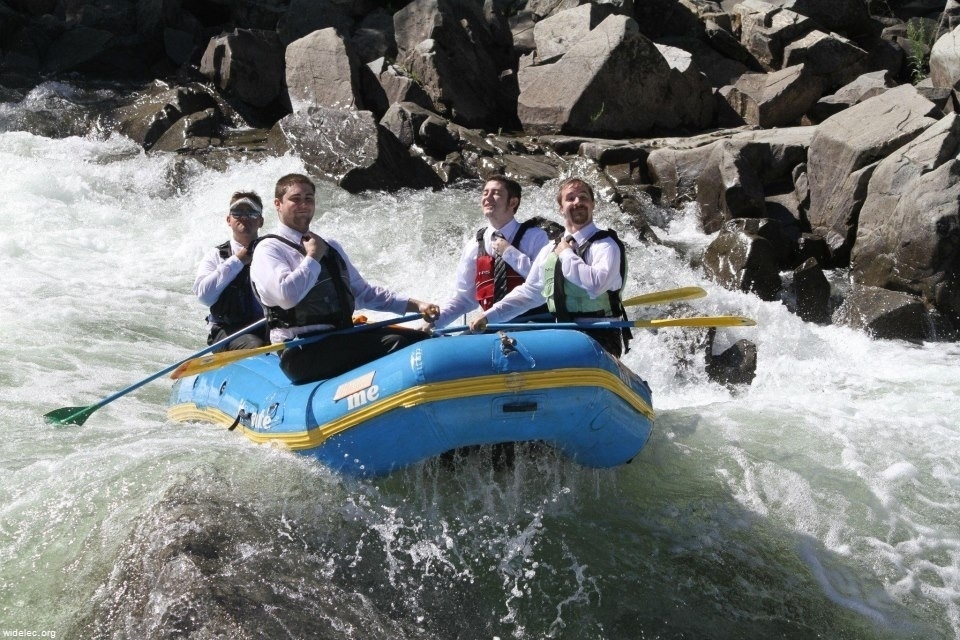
[1,87,957,639]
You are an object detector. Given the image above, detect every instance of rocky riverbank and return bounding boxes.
[3,0,960,342]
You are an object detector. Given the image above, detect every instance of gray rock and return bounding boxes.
[732,0,814,71]
[852,113,960,323]
[724,64,822,127]
[806,84,941,265]
[277,107,443,193]
[517,15,676,136]
[930,23,960,90]
[285,28,364,112]
[394,0,518,130]
[200,29,284,109]
[782,30,869,93]
[702,221,783,300]
[793,257,831,323]
[532,3,616,63]
[705,329,757,386]
[832,285,929,342]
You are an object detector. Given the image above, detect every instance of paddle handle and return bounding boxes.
[94,318,268,408]
[44,318,268,425]
[169,312,427,380]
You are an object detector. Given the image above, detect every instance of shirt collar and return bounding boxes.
[490,218,520,240]
[568,222,598,244]
[276,222,307,243]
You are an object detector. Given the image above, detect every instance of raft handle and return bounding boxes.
[228,408,252,431]
[502,401,538,413]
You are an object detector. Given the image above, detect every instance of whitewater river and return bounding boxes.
[1,84,958,639]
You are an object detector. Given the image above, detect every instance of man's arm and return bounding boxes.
[434,240,480,328]
[249,238,321,309]
[558,237,622,297]
[193,248,242,307]
[498,226,550,278]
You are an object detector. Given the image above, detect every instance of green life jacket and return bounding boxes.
[542,229,632,352]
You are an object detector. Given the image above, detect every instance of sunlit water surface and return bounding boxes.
[0,84,957,639]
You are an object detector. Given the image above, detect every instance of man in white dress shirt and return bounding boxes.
[469,177,631,356]
[250,173,438,383]
[193,191,268,351]
[431,174,552,329]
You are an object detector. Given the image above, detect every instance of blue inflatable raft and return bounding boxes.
[167,329,654,476]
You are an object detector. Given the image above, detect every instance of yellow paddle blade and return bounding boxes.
[621,286,707,307]
[170,342,284,380]
[633,315,756,329]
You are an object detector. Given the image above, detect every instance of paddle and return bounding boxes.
[44,318,268,426]
[621,286,707,307]
[168,312,427,380]
[435,315,756,335]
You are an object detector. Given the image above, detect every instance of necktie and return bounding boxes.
[492,231,508,301]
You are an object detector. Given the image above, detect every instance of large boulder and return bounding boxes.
[276,107,444,193]
[852,113,960,323]
[702,220,783,300]
[199,29,284,109]
[393,0,519,130]
[781,0,874,42]
[806,84,941,266]
[929,23,960,90]
[832,286,929,342]
[518,14,709,136]
[285,28,365,112]
[649,125,812,224]
[808,69,897,122]
[695,140,767,232]
[109,82,229,151]
[655,42,716,130]
[366,57,434,112]
[531,3,617,63]
[724,63,822,127]
[731,0,814,71]
[781,30,869,93]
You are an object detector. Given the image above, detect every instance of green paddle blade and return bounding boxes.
[44,405,98,426]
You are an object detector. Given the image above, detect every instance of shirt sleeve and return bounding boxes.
[435,240,480,328]
[502,227,550,278]
[249,237,321,310]
[193,248,243,307]
[558,236,622,298]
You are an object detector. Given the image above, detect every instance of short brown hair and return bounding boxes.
[555,177,595,206]
[275,173,315,200]
[484,174,521,204]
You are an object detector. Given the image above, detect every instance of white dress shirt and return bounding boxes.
[250,222,410,342]
[435,218,549,328]
[483,221,623,324]
[193,239,248,323]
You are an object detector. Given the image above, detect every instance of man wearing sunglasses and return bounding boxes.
[193,191,269,351]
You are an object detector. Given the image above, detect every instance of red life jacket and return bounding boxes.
[474,220,537,311]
